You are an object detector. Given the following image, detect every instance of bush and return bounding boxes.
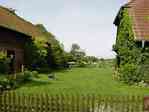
[0,52,10,74]
[0,70,40,92]
[0,75,16,90]
[0,75,9,87]
[31,71,39,78]
[16,70,33,83]
[137,65,149,84]
[119,64,142,84]
[23,71,33,81]
[77,61,87,67]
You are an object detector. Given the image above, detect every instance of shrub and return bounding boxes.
[119,64,142,84]
[0,52,10,74]
[137,65,149,84]
[0,75,9,87]
[7,76,18,89]
[0,75,16,90]
[31,71,39,78]
[0,70,39,92]
[23,70,33,81]
[16,70,33,83]
[77,60,87,67]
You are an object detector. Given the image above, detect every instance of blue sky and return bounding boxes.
[0,0,126,58]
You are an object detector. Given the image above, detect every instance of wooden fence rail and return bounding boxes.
[0,92,146,112]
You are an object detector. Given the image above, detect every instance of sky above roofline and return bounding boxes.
[0,0,126,58]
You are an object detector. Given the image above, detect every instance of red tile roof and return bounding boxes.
[126,0,149,41]
[0,6,42,37]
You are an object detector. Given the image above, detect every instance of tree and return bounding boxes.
[71,44,80,51]
[70,44,86,60]
[86,56,99,64]
[36,24,69,69]
[70,43,88,67]
[24,37,49,70]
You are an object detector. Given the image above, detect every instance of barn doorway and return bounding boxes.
[7,50,15,74]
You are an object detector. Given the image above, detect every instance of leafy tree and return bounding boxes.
[36,24,69,69]
[70,43,80,53]
[70,43,87,67]
[24,37,48,70]
[70,43,85,58]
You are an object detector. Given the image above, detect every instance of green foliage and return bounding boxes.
[77,60,87,67]
[98,58,106,68]
[70,43,87,67]
[85,56,99,64]
[0,75,9,88]
[119,64,141,84]
[24,24,70,70]
[137,65,149,83]
[31,71,39,78]
[36,24,69,69]
[24,39,39,68]
[0,70,40,91]
[0,52,10,74]
[113,8,144,84]
[0,75,17,90]
[24,37,49,70]
[49,43,67,68]
[70,43,80,54]
[21,70,33,82]
[114,8,139,64]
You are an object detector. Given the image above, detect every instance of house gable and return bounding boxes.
[114,0,149,41]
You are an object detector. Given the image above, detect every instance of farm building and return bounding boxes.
[113,0,149,83]
[0,6,43,73]
[114,0,149,42]
[114,0,149,66]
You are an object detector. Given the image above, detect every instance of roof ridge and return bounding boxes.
[128,0,136,4]
[0,5,16,15]
[125,0,137,7]
[0,5,37,28]
[0,5,42,37]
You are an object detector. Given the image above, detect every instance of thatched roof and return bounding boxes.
[114,0,149,41]
[0,6,42,37]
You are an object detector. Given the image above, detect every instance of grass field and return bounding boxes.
[15,67,149,95]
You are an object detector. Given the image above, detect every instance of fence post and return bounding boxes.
[144,96,149,112]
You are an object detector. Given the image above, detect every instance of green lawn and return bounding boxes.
[15,67,149,95]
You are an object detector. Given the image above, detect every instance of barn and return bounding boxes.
[113,0,149,83]
[0,6,42,73]
[114,0,149,66]
[114,0,149,47]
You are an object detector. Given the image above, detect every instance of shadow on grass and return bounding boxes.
[22,79,51,87]
[52,68,72,74]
